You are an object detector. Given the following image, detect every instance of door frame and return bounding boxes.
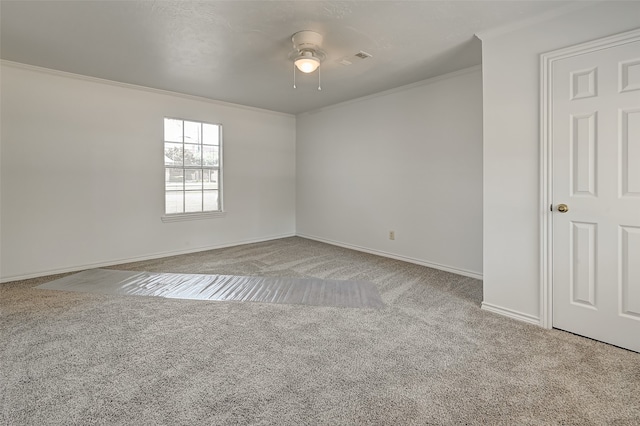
[539,28,640,329]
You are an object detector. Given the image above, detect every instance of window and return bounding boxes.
[164,118,222,216]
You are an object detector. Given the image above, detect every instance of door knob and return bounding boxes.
[557,204,569,213]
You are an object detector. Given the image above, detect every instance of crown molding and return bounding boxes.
[1,60,295,118]
[299,64,482,116]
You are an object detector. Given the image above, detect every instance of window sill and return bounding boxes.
[161,211,226,223]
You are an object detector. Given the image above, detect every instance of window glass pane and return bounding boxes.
[165,191,184,214]
[184,121,201,144]
[184,144,202,166]
[203,124,219,145]
[164,118,183,142]
[204,191,219,211]
[203,170,218,190]
[203,145,219,166]
[164,143,183,166]
[185,191,203,213]
[165,168,184,191]
[185,169,203,190]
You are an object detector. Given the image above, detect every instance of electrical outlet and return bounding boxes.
[389,231,395,240]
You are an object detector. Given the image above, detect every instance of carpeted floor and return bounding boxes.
[1,237,638,425]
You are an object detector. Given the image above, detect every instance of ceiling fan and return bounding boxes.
[288,30,326,90]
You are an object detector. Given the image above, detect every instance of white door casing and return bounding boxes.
[541,29,640,353]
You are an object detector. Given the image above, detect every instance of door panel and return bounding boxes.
[552,40,640,353]
[620,226,640,318]
[571,112,597,196]
[621,108,640,196]
[570,221,597,308]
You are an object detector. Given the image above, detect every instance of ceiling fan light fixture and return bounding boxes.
[294,51,320,73]
[290,30,326,90]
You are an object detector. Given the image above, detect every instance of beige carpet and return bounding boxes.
[1,237,638,425]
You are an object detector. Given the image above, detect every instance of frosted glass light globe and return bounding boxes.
[295,53,320,73]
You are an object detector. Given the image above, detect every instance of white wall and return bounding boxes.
[296,67,483,278]
[0,63,296,281]
[480,2,640,322]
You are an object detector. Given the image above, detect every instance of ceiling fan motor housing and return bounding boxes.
[292,30,323,53]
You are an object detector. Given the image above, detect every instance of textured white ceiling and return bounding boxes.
[1,1,572,114]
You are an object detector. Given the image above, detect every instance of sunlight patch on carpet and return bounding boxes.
[37,269,384,308]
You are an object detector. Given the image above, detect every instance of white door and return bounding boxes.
[552,38,640,352]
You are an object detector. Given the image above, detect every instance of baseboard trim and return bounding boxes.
[0,233,296,283]
[481,302,541,326]
[296,233,483,280]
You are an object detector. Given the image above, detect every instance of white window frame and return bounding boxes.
[161,117,225,222]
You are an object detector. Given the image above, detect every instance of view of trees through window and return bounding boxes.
[164,118,221,215]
